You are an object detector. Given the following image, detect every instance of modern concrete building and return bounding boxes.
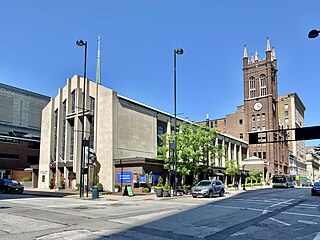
[38,75,249,192]
[0,83,50,183]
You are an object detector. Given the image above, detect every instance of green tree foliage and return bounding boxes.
[224,159,241,183]
[157,122,221,180]
[246,169,262,184]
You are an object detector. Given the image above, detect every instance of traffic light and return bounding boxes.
[84,146,97,166]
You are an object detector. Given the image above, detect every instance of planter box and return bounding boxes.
[163,190,171,197]
[155,188,163,197]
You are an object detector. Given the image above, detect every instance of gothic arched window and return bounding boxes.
[249,76,256,98]
[260,74,267,96]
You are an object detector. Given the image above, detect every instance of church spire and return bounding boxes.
[255,51,259,61]
[243,43,248,58]
[251,52,254,62]
[96,35,101,84]
[266,37,271,52]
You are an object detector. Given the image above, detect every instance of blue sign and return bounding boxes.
[117,172,133,183]
[139,175,146,183]
[151,172,162,184]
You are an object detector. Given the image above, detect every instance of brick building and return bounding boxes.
[202,39,290,182]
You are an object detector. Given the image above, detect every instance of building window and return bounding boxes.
[53,110,58,162]
[27,156,38,164]
[285,111,289,117]
[284,104,288,109]
[89,97,95,148]
[28,141,40,149]
[253,152,257,157]
[224,119,226,126]
[285,118,289,124]
[210,122,214,128]
[71,91,75,113]
[42,175,45,182]
[262,126,265,130]
[62,101,66,160]
[249,76,256,98]
[261,113,265,121]
[258,152,262,159]
[157,125,164,146]
[239,119,243,125]
[257,114,260,121]
[240,133,243,139]
[0,153,19,160]
[252,115,255,122]
[257,126,260,131]
[263,152,266,159]
[214,120,218,127]
[260,74,267,96]
[252,126,256,131]
[69,119,74,161]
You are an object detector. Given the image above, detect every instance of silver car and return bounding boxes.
[191,180,225,198]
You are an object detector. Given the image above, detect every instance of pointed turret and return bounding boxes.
[96,35,101,84]
[243,43,248,67]
[255,51,259,61]
[243,43,248,58]
[266,37,271,52]
[271,47,277,60]
[251,52,254,62]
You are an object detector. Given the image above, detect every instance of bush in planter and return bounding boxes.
[163,182,171,197]
[96,183,103,192]
[114,183,120,192]
[59,178,65,189]
[142,187,150,193]
[154,176,164,197]
[76,183,80,190]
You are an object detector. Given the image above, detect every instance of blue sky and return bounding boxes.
[1,1,320,145]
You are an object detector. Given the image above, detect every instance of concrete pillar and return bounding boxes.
[238,146,242,166]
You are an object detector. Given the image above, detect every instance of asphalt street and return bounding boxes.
[0,187,319,240]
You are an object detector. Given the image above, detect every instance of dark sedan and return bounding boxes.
[311,182,320,196]
[0,179,24,194]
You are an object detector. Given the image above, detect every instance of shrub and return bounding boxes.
[76,183,80,190]
[254,183,262,187]
[157,176,163,187]
[142,187,150,193]
[97,183,103,187]
[21,177,32,182]
[228,184,235,188]
[114,183,120,189]
[163,182,170,191]
[49,178,54,189]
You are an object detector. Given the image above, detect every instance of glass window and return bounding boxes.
[285,111,289,117]
[259,74,267,96]
[239,119,243,125]
[257,114,260,121]
[240,133,243,139]
[252,115,255,122]
[284,104,288,109]
[261,113,265,121]
[249,77,256,98]
[252,126,256,131]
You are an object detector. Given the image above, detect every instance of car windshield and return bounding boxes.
[4,179,19,184]
[197,181,211,186]
[314,182,320,187]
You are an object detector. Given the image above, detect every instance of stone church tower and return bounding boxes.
[243,38,289,179]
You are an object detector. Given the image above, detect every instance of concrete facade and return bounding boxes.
[38,75,249,191]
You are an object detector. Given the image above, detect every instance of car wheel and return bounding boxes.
[219,189,225,197]
[192,195,197,198]
[208,191,213,198]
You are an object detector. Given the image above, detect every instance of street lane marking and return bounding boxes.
[263,199,295,215]
[298,220,318,225]
[269,217,291,226]
[282,211,320,218]
[300,203,320,207]
[313,232,320,240]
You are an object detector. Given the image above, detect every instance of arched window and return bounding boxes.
[249,77,256,98]
[259,74,267,96]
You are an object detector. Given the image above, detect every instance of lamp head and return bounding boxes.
[308,29,320,39]
[76,39,86,46]
[175,48,184,55]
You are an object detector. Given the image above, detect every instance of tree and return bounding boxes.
[157,122,220,184]
[224,159,241,184]
[246,170,262,184]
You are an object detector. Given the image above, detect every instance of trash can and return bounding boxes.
[92,186,99,199]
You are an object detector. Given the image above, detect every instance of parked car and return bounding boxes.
[191,180,225,198]
[302,181,313,187]
[0,179,24,194]
[311,182,320,196]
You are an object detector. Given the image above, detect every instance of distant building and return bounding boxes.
[0,83,50,184]
[306,146,320,183]
[278,93,307,179]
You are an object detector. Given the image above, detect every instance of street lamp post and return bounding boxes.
[242,165,246,191]
[173,48,183,196]
[206,114,210,180]
[76,39,87,198]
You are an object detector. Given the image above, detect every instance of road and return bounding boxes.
[0,187,319,240]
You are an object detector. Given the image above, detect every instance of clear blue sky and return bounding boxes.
[1,1,320,145]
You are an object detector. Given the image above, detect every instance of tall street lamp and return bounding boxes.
[76,39,87,198]
[173,48,183,196]
[308,29,320,39]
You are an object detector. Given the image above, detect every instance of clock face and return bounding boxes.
[253,102,263,111]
